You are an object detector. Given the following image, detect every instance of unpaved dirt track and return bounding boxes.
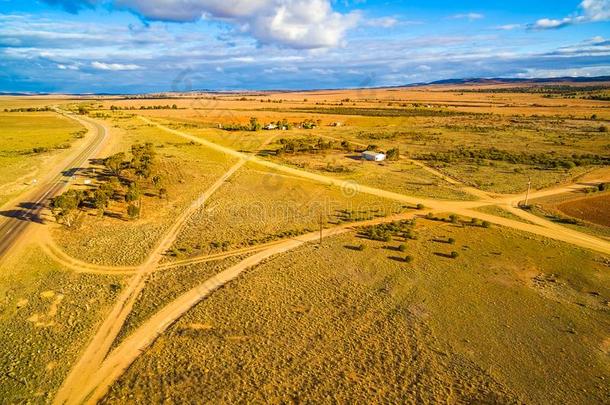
[0,113,107,264]
[53,212,425,405]
[142,117,610,255]
[54,134,279,405]
[53,118,610,404]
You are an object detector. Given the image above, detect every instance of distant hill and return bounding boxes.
[421,76,610,86]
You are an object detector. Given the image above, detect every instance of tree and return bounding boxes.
[51,190,85,227]
[416,203,425,210]
[158,187,168,200]
[449,214,459,224]
[599,125,608,133]
[398,244,407,252]
[404,255,414,263]
[130,143,156,178]
[104,152,126,176]
[386,147,400,161]
[249,117,261,131]
[125,182,140,203]
[450,251,459,259]
[127,204,140,219]
[448,238,456,245]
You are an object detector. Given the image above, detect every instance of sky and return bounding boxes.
[0,0,609,93]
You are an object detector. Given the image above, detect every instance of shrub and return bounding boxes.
[450,251,459,259]
[449,214,459,224]
[398,244,407,252]
[448,238,456,245]
[356,244,366,251]
[416,203,425,210]
[127,204,140,219]
[599,183,608,192]
[404,255,414,263]
[482,221,491,228]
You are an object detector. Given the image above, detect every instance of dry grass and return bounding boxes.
[51,117,240,266]
[103,221,609,404]
[0,244,126,402]
[168,162,408,260]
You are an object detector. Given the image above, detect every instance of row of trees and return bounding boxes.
[109,105,178,111]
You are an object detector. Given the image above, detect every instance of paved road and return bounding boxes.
[0,113,107,263]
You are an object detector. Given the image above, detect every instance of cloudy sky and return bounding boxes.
[1,0,609,93]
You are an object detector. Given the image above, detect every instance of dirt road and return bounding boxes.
[0,113,108,264]
[54,134,279,405]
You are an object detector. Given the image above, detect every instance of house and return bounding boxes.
[362,151,386,162]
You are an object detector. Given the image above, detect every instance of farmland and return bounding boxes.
[0,112,85,207]
[0,81,609,404]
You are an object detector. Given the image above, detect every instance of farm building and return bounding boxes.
[362,151,386,162]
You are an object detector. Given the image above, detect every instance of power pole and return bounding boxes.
[524,177,532,207]
[319,212,324,247]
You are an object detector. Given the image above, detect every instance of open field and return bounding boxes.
[0,112,85,207]
[557,192,610,227]
[102,220,610,404]
[0,81,609,404]
[0,242,126,402]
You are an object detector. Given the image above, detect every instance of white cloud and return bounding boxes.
[114,0,359,49]
[91,61,141,70]
[496,24,522,31]
[530,0,609,29]
[450,13,484,21]
[365,17,398,28]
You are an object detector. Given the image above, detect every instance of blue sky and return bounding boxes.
[0,0,609,93]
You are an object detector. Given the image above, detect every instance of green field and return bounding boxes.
[0,112,85,207]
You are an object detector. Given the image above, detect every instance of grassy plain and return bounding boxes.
[0,112,85,207]
[102,220,610,404]
[1,82,609,404]
[0,243,126,402]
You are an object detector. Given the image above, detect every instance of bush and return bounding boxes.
[449,214,459,224]
[398,244,407,252]
[450,251,459,259]
[416,203,425,210]
[599,183,608,192]
[404,255,414,263]
[127,204,140,219]
[356,244,366,251]
[448,238,456,245]
[482,221,491,228]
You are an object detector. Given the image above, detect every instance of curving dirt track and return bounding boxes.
[52,118,610,404]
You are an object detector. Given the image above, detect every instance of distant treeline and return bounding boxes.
[271,107,482,118]
[3,107,52,112]
[453,85,610,94]
[417,147,610,169]
[110,105,179,111]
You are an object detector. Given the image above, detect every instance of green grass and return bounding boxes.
[0,112,84,206]
[103,221,610,403]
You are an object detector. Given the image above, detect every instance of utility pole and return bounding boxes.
[524,177,532,207]
[319,211,324,248]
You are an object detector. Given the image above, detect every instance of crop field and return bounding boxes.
[102,220,610,404]
[0,243,126,402]
[557,193,610,227]
[0,112,85,207]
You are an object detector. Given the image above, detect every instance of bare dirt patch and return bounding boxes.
[557,193,610,227]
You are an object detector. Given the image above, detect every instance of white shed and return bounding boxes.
[362,151,386,162]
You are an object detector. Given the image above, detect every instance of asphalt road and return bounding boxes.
[0,113,106,263]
